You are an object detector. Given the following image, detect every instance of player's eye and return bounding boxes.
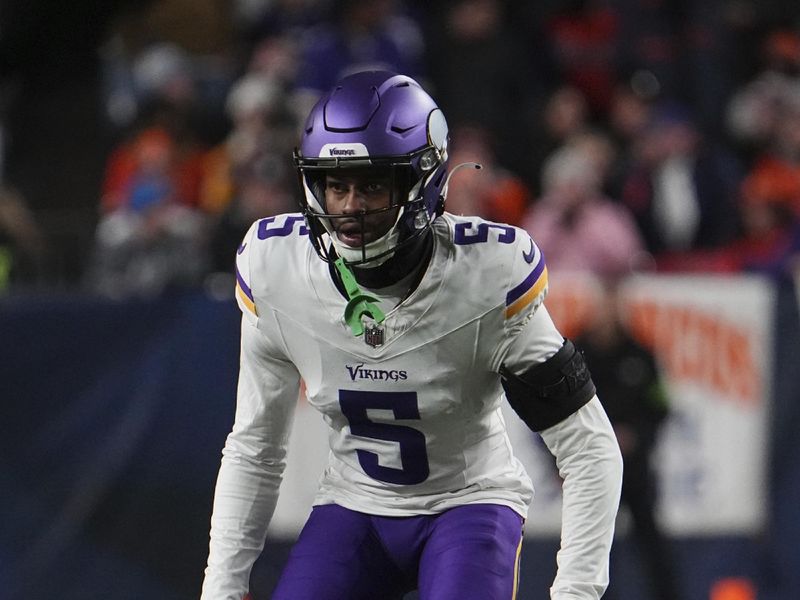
[326,180,348,194]
[362,182,388,195]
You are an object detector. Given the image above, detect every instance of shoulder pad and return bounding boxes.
[235,221,260,325]
[442,214,548,323]
[234,213,311,325]
[504,231,548,326]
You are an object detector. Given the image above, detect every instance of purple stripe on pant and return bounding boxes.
[271,503,524,600]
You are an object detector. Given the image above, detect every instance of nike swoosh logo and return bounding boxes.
[522,238,536,263]
[237,242,247,255]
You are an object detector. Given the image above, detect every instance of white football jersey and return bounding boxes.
[205,211,623,600]
[233,212,549,518]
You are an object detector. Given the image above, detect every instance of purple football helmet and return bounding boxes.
[294,70,450,266]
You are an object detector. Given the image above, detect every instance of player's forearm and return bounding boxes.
[540,397,623,600]
[201,450,285,599]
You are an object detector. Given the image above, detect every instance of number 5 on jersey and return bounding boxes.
[339,390,430,485]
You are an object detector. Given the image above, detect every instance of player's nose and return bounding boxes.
[340,186,366,213]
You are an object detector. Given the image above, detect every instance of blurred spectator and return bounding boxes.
[606,73,659,197]
[730,157,800,278]
[129,41,230,148]
[99,43,215,232]
[101,118,206,214]
[615,0,738,137]
[680,1,740,138]
[618,102,742,257]
[658,157,800,279]
[291,0,425,124]
[132,43,197,115]
[0,185,47,290]
[726,29,800,160]
[86,126,208,298]
[234,0,323,49]
[609,74,660,145]
[742,156,800,215]
[767,84,800,172]
[444,125,531,225]
[521,145,648,278]
[568,127,619,193]
[577,279,678,600]
[425,0,532,176]
[527,85,591,195]
[245,34,300,89]
[200,73,296,217]
[543,0,621,116]
[203,73,298,274]
[208,149,296,276]
[101,26,236,142]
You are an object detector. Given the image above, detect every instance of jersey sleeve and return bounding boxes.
[501,304,565,373]
[203,239,302,599]
[540,397,623,600]
[491,232,550,371]
[234,221,260,326]
[503,233,548,330]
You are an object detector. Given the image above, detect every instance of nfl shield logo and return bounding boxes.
[364,325,384,347]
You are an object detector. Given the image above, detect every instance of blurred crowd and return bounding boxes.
[2,0,800,297]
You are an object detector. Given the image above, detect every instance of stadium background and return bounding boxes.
[2,1,800,599]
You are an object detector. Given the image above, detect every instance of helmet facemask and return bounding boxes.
[292,71,450,268]
[296,147,445,267]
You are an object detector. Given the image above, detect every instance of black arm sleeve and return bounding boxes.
[500,339,596,432]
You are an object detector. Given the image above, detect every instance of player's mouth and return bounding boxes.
[336,221,370,247]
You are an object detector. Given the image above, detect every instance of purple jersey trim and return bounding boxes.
[236,267,254,302]
[506,259,545,306]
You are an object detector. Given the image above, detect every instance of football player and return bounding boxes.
[202,71,622,600]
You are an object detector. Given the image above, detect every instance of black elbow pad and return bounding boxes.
[500,339,596,432]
